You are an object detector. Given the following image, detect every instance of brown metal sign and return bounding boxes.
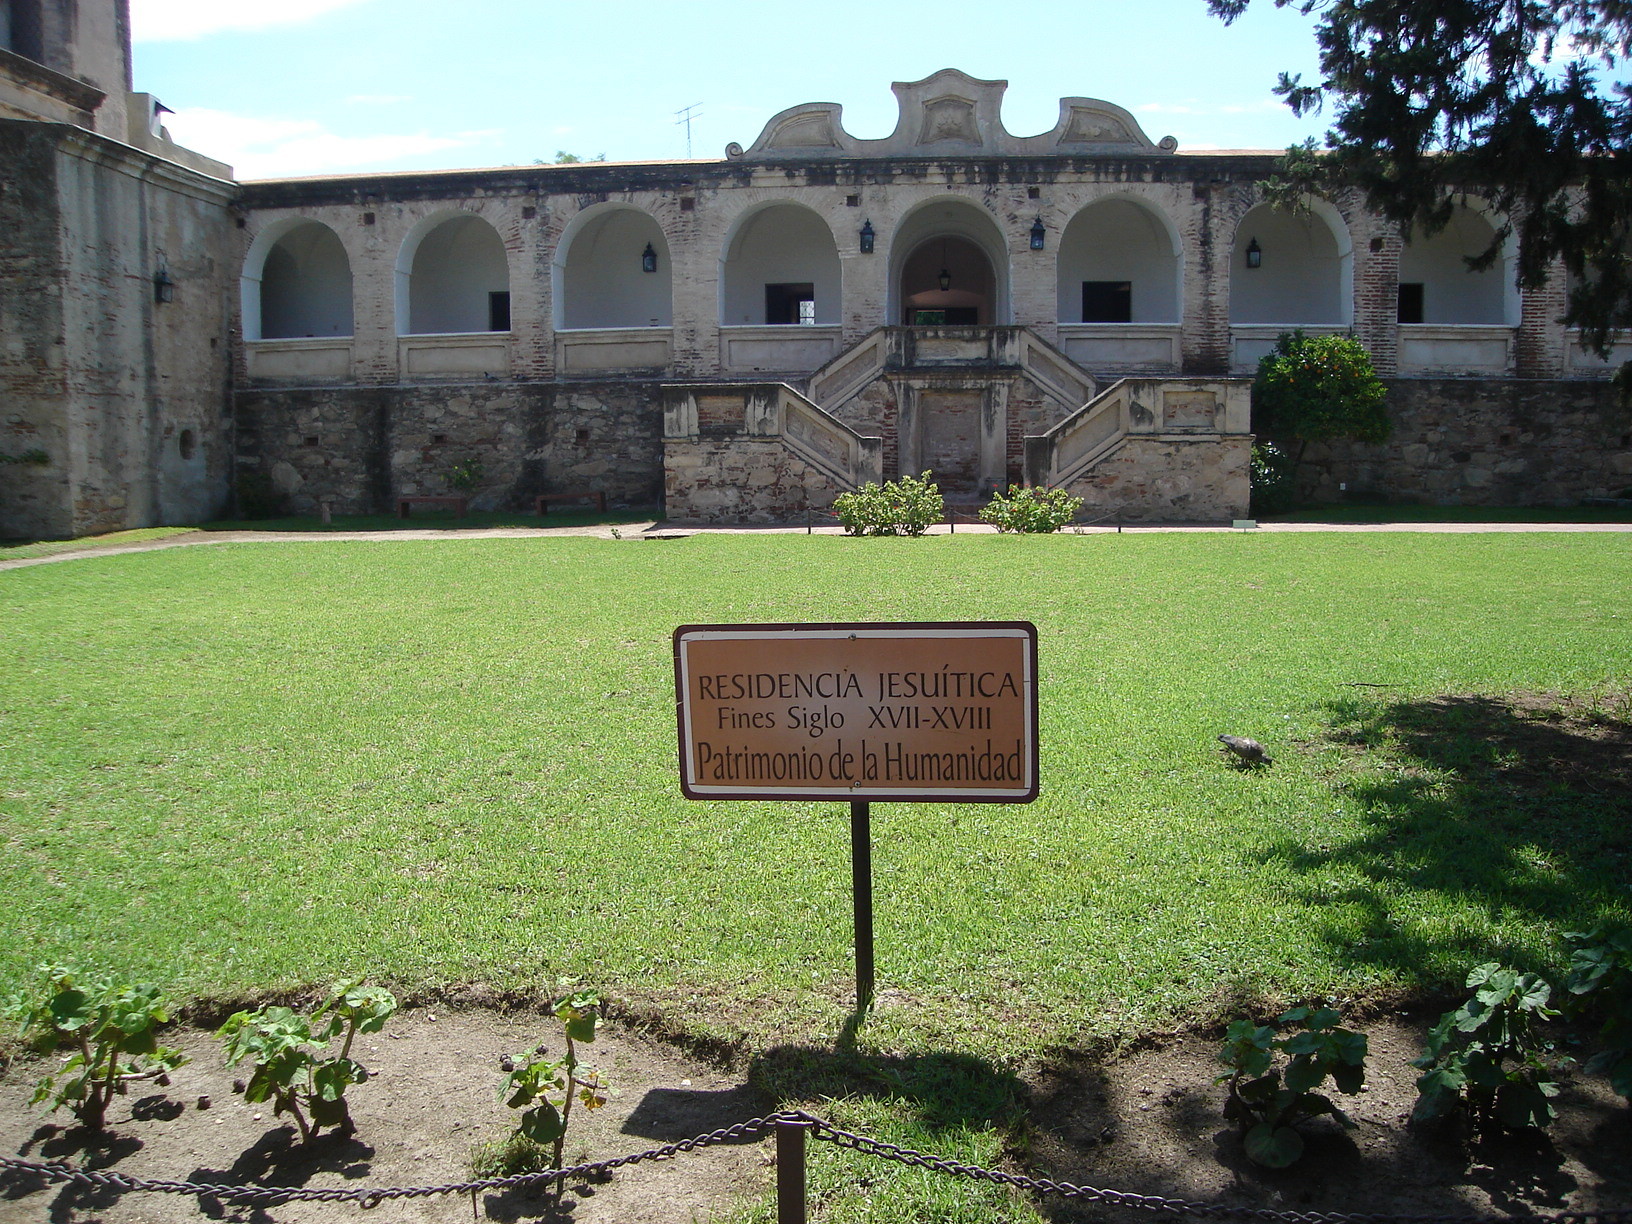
[673,621,1039,802]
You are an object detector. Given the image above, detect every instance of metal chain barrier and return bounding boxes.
[0,1113,791,1210]
[799,1115,1632,1224]
[2,1108,1630,1223]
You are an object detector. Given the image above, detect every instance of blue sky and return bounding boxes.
[131,0,1339,180]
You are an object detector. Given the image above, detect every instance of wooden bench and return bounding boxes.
[397,495,468,519]
[534,491,607,514]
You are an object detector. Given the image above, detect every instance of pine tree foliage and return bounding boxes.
[1211,0,1632,355]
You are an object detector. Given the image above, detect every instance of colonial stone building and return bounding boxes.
[4,2,1629,539]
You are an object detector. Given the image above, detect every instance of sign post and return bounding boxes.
[674,621,1039,1008]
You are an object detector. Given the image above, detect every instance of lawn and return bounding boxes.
[3,531,1627,1056]
[3,530,1629,1222]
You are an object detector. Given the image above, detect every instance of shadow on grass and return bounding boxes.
[1260,690,1632,981]
[748,1018,1025,1134]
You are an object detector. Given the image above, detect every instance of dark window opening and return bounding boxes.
[765,282,816,325]
[488,291,511,332]
[4,0,45,62]
[911,307,979,326]
[178,430,197,461]
[1082,281,1132,323]
[1398,282,1425,324]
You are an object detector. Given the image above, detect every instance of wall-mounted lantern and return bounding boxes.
[1029,216,1046,250]
[859,219,875,254]
[153,267,175,303]
[1245,237,1262,269]
[641,243,657,273]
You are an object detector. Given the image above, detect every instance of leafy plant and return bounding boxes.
[1216,1004,1368,1167]
[219,979,397,1142]
[1252,331,1389,493]
[447,458,485,495]
[2,965,187,1130]
[497,987,608,1187]
[0,448,49,466]
[1249,441,1297,515]
[978,485,1083,533]
[1411,962,1561,1132]
[235,468,284,519]
[833,471,943,537]
[1565,925,1632,1101]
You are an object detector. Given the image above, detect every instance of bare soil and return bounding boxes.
[3,1007,1629,1224]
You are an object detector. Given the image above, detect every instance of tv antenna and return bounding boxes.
[675,103,703,158]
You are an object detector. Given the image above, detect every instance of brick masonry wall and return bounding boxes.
[233,382,664,516]
[1294,378,1632,505]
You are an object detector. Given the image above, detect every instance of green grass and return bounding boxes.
[0,526,198,560]
[2,532,1628,1219]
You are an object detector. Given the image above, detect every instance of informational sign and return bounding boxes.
[673,621,1039,803]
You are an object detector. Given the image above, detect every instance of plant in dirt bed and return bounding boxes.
[1411,962,1561,1132]
[1565,925,1632,1102]
[3,965,188,1131]
[833,471,943,537]
[978,485,1084,533]
[481,987,608,1184]
[218,979,398,1142]
[1216,1004,1368,1168]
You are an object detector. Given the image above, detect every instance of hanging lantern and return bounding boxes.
[1245,237,1262,269]
[859,219,875,254]
[1029,216,1046,250]
[641,243,657,273]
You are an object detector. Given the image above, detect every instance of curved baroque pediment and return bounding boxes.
[728,69,1176,161]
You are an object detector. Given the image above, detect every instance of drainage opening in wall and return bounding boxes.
[178,429,196,461]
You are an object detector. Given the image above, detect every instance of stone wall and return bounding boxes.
[0,121,235,540]
[233,381,664,516]
[663,436,851,524]
[1294,379,1632,506]
[1061,436,1252,524]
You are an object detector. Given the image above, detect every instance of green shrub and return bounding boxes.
[447,458,484,494]
[235,469,284,520]
[1565,925,1632,1101]
[1252,331,1390,446]
[833,471,943,537]
[1411,962,1561,1132]
[1216,1004,1368,1167]
[978,485,1083,533]
[219,979,398,1142]
[1249,442,1298,515]
[3,965,187,1131]
[497,987,608,1189]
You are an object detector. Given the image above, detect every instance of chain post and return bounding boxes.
[776,1118,808,1224]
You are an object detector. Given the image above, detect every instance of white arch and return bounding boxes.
[240,217,353,341]
[552,203,673,330]
[888,198,1011,325]
[1057,195,1182,323]
[1400,202,1520,325]
[394,210,510,336]
[1229,198,1354,325]
[718,201,842,325]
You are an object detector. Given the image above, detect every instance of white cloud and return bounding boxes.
[130,0,375,42]
[344,94,415,107]
[162,107,472,178]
